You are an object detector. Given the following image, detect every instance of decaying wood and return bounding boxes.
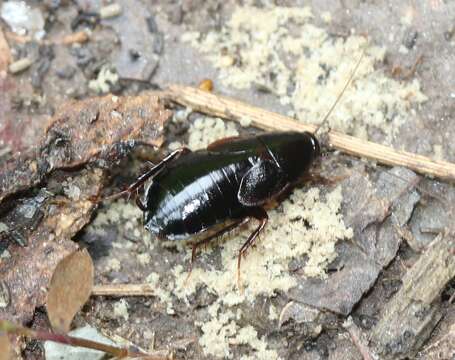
[165,85,455,182]
[0,169,104,326]
[370,231,455,359]
[92,284,156,297]
[0,92,170,203]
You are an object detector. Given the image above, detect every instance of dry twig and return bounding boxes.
[92,284,156,297]
[165,85,455,182]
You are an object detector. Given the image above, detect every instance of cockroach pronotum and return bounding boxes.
[115,54,364,289]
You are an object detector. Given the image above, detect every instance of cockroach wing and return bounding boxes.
[237,159,286,206]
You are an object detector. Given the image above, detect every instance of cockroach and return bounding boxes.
[115,132,319,287]
[115,54,364,288]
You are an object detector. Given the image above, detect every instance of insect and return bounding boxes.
[114,53,365,288]
[116,132,320,287]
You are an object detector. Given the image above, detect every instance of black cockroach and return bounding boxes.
[115,54,364,288]
[116,132,319,286]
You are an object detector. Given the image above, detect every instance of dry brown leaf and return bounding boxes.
[0,334,12,360]
[47,249,94,333]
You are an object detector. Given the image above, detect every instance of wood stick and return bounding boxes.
[165,85,455,182]
[92,284,155,297]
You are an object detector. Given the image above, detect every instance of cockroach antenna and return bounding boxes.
[314,48,366,141]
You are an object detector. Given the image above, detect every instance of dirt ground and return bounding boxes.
[1,1,455,359]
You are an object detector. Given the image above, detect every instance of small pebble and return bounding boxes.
[403,29,418,50]
[100,4,122,19]
[0,281,10,308]
[146,15,159,33]
[56,65,76,79]
[9,57,33,74]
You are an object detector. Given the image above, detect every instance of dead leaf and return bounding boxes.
[47,249,94,333]
[0,334,12,360]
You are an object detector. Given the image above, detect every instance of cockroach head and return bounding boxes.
[259,131,320,182]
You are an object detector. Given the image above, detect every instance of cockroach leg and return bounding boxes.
[184,218,247,286]
[107,147,191,201]
[135,196,147,211]
[237,208,268,292]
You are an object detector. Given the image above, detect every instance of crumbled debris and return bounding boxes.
[182,6,427,142]
[85,111,421,357]
[113,299,129,321]
[188,116,239,150]
[88,65,118,93]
